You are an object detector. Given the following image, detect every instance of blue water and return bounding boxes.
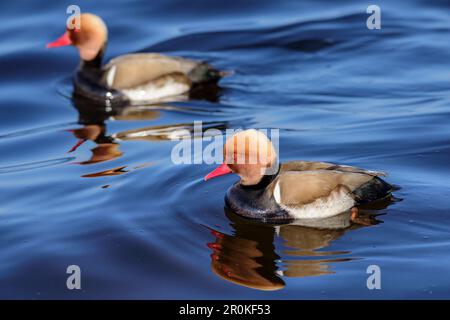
[0,0,449,299]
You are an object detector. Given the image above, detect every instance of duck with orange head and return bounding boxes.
[205,130,396,224]
[47,13,225,107]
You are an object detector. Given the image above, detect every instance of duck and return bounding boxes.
[47,13,224,107]
[204,129,396,223]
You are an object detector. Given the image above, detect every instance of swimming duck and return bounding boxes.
[47,13,224,107]
[204,129,395,223]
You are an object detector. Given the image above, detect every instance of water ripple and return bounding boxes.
[0,157,75,174]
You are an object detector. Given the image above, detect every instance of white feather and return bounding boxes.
[121,78,190,102]
[273,181,281,204]
[106,65,116,87]
[279,188,355,219]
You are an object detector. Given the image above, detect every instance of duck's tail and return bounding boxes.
[188,62,230,84]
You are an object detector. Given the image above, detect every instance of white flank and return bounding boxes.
[277,188,355,219]
[273,181,281,204]
[106,65,116,87]
[121,78,190,103]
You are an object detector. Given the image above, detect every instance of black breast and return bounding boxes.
[73,47,129,108]
[225,179,292,224]
[74,68,129,108]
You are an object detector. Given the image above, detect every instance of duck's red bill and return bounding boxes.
[46,32,71,48]
[204,163,232,181]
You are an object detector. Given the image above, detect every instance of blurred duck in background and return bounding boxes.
[47,13,225,108]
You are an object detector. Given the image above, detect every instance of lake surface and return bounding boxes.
[0,0,449,299]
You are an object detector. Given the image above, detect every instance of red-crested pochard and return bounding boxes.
[204,130,395,223]
[47,13,224,107]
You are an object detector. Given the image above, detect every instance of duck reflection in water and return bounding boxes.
[208,198,393,291]
[67,85,223,174]
[68,123,123,165]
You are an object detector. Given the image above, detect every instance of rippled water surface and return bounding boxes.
[0,0,449,299]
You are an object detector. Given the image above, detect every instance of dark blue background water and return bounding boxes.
[0,0,449,299]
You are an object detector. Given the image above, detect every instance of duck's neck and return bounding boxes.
[240,164,281,190]
[80,44,106,72]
